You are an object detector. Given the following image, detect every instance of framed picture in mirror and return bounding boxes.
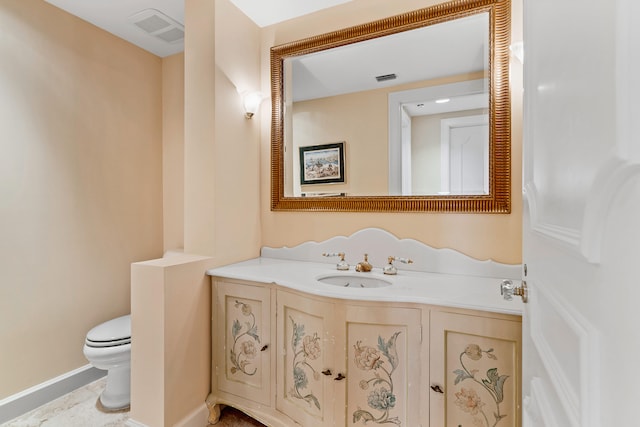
[299,142,345,185]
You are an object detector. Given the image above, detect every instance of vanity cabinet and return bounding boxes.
[207,278,521,427]
[276,290,338,425]
[212,280,273,408]
[342,302,423,426]
[430,310,522,427]
[276,289,423,426]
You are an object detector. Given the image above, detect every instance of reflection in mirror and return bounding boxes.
[271,0,511,212]
[286,13,489,197]
[388,78,489,196]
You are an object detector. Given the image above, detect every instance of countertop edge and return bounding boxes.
[206,257,523,317]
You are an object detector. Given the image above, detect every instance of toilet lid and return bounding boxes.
[86,315,131,347]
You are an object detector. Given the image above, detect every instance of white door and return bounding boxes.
[441,115,489,195]
[521,0,640,426]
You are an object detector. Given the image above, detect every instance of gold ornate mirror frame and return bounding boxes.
[270,0,511,213]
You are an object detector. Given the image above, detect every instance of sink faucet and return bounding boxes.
[383,256,413,275]
[355,254,372,272]
[322,252,349,270]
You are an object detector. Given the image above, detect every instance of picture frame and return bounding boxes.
[299,142,345,185]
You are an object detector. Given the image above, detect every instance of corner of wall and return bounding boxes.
[130,254,215,426]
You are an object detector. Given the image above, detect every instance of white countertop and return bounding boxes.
[206,257,523,316]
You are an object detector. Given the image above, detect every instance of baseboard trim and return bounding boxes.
[0,364,106,424]
[125,419,148,427]
[125,403,207,427]
[174,403,209,427]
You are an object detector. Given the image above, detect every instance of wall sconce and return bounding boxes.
[242,91,263,119]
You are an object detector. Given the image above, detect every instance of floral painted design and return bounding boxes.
[453,344,509,427]
[289,316,322,410]
[229,300,260,376]
[454,387,485,415]
[353,332,402,425]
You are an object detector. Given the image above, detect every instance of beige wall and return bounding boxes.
[0,0,163,399]
[163,53,185,253]
[183,0,261,263]
[260,0,523,264]
[126,1,264,424]
[130,254,214,426]
[293,90,389,196]
[291,74,487,197]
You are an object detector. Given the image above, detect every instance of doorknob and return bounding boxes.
[500,279,528,303]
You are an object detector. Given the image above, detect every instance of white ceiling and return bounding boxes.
[42,0,488,117]
[43,0,353,57]
[228,0,353,28]
[290,13,488,102]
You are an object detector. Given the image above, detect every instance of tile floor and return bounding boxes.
[0,378,265,427]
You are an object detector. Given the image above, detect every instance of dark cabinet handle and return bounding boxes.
[260,344,269,352]
[430,384,444,394]
[321,369,333,376]
[334,373,346,381]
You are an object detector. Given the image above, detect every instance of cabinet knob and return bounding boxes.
[334,373,346,381]
[321,369,333,376]
[430,384,444,394]
[260,344,269,352]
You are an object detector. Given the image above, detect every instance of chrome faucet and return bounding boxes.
[322,252,349,270]
[383,256,413,275]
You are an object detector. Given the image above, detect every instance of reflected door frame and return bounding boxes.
[388,79,488,195]
[440,114,489,195]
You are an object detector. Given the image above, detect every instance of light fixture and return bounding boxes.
[242,91,263,119]
[435,98,450,104]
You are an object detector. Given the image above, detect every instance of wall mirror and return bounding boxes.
[271,0,511,212]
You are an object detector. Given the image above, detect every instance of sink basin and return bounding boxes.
[317,274,392,288]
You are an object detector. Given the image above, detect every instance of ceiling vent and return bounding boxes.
[375,73,397,82]
[128,9,184,44]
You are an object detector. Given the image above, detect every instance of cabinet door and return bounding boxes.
[215,281,271,406]
[343,305,422,427]
[276,290,338,426]
[430,311,522,427]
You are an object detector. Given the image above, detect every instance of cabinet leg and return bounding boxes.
[205,395,224,425]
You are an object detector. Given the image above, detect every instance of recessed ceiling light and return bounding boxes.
[435,98,450,104]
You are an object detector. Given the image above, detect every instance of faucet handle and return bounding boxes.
[322,252,349,271]
[383,256,413,275]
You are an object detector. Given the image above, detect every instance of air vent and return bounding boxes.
[375,73,397,82]
[154,28,185,43]
[128,9,184,44]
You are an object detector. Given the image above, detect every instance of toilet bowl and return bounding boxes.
[83,315,131,410]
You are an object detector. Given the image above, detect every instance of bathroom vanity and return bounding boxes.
[205,229,523,427]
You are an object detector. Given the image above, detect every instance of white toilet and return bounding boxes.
[83,314,131,410]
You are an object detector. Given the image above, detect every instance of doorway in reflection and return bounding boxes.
[389,79,489,195]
